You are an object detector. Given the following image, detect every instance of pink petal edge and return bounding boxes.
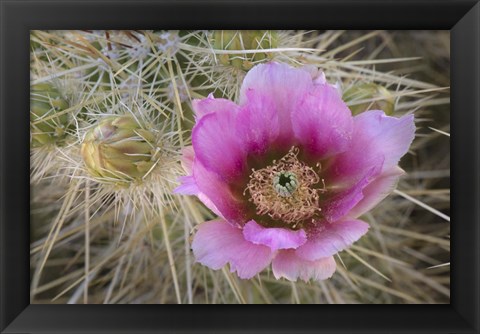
[296,219,369,261]
[242,220,307,251]
[272,250,336,282]
[192,220,273,279]
[192,110,246,181]
[192,94,239,119]
[240,62,314,143]
[348,166,405,218]
[291,83,354,160]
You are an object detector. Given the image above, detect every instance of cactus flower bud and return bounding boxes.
[213,30,278,71]
[81,115,157,183]
[342,83,395,116]
[30,83,70,147]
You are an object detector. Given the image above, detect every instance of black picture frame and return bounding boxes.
[1,0,479,333]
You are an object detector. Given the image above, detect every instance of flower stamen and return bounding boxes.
[245,147,322,226]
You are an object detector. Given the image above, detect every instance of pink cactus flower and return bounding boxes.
[176,62,415,281]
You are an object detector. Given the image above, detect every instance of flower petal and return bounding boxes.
[328,110,415,185]
[193,161,245,223]
[180,146,195,174]
[192,94,240,119]
[322,165,381,222]
[292,84,354,160]
[197,193,223,218]
[192,220,273,279]
[236,90,281,155]
[296,220,369,261]
[174,175,224,218]
[240,62,314,143]
[272,250,336,282]
[321,111,414,221]
[176,146,225,217]
[360,111,415,172]
[242,220,307,251]
[174,175,198,195]
[349,166,405,218]
[192,109,246,181]
[300,65,327,85]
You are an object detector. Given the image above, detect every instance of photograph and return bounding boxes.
[29,30,451,305]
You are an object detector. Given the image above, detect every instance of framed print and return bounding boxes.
[1,0,479,333]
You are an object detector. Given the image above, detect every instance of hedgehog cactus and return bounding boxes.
[81,115,157,184]
[29,30,450,305]
[213,30,278,70]
[30,83,70,147]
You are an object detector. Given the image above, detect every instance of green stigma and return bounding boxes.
[273,171,298,197]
